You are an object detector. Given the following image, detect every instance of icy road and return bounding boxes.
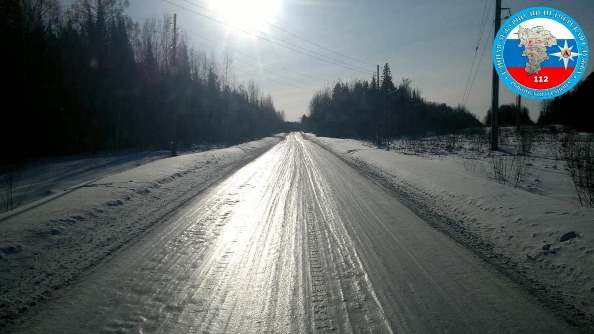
[14,133,571,333]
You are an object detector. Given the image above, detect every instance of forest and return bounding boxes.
[3,0,592,169]
[484,104,534,127]
[538,71,594,132]
[303,63,482,142]
[1,0,285,166]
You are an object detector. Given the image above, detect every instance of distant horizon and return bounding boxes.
[59,0,594,122]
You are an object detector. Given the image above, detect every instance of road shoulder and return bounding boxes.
[307,133,594,331]
[0,135,285,330]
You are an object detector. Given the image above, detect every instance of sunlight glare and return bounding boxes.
[208,0,282,34]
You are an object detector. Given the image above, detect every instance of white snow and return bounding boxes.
[310,130,594,323]
[0,146,235,214]
[0,135,284,325]
[6,133,571,333]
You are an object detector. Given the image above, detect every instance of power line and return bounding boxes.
[197,0,373,74]
[180,25,318,90]
[263,37,327,83]
[162,0,369,75]
[463,13,493,107]
[191,28,322,84]
[464,18,492,108]
[182,0,375,70]
[461,0,490,106]
[266,22,376,69]
[461,0,487,104]
[161,0,371,75]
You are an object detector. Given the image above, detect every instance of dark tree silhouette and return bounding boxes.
[1,0,285,167]
[484,104,534,127]
[303,63,481,140]
[538,72,594,132]
[381,63,395,92]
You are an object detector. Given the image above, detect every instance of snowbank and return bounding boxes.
[310,133,594,328]
[0,135,284,326]
[0,150,170,214]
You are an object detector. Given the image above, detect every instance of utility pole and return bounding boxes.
[171,13,178,156]
[377,65,380,88]
[516,94,522,127]
[172,14,177,68]
[491,0,501,151]
[376,64,381,146]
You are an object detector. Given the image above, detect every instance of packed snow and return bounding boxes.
[310,129,594,327]
[1,130,592,331]
[6,133,571,334]
[0,135,284,327]
[0,146,236,215]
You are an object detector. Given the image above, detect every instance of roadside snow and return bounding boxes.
[0,135,284,326]
[310,133,594,327]
[0,144,237,214]
[0,150,171,213]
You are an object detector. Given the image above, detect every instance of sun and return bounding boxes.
[208,0,282,33]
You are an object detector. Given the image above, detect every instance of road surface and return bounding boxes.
[12,133,571,333]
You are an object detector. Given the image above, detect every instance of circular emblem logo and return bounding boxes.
[492,7,589,99]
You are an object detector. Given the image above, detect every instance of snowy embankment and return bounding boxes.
[0,150,171,215]
[0,135,284,326]
[0,145,235,214]
[310,133,594,327]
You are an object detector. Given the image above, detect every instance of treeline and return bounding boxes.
[484,104,534,127]
[538,71,594,132]
[1,0,284,165]
[302,63,481,141]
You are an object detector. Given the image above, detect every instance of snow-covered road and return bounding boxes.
[12,133,572,333]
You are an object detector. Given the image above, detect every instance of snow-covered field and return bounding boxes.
[0,145,233,214]
[310,129,594,327]
[0,135,284,326]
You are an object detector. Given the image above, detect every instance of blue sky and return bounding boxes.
[66,0,594,122]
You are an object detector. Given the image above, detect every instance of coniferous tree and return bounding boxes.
[381,63,395,92]
[306,62,481,140]
[484,104,534,127]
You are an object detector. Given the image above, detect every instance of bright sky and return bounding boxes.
[69,0,594,122]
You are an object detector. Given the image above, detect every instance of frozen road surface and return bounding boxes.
[14,133,571,333]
